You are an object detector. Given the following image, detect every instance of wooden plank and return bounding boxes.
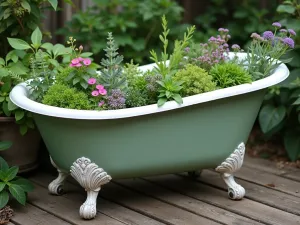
[193,170,300,216]
[26,182,125,225]
[244,155,298,175]
[234,166,300,197]
[10,203,71,225]
[99,182,221,225]
[144,174,300,225]
[31,173,165,225]
[114,178,263,225]
[283,171,300,182]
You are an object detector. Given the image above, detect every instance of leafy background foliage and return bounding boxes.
[1,0,300,162]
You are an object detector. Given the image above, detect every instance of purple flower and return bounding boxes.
[218,28,225,32]
[231,44,240,50]
[223,28,229,33]
[184,47,190,52]
[280,29,287,33]
[262,31,274,40]
[288,29,296,36]
[283,37,295,48]
[107,89,126,110]
[272,22,281,28]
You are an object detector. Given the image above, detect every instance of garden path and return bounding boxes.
[7,155,300,225]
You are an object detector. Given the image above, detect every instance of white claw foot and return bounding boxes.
[70,157,112,220]
[48,156,69,195]
[215,142,246,200]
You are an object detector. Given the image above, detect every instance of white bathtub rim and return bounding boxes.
[9,56,290,120]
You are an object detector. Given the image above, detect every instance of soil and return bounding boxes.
[246,122,300,169]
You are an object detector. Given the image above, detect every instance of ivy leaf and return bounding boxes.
[258,104,286,134]
[0,191,9,209]
[11,178,34,192]
[48,0,58,10]
[9,184,26,205]
[4,166,18,182]
[15,110,25,121]
[0,141,12,151]
[31,27,42,47]
[21,0,31,13]
[7,38,31,50]
[284,130,300,161]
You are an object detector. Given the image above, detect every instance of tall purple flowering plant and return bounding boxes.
[244,22,296,80]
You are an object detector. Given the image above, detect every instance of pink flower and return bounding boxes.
[78,57,84,61]
[88,78,96,85]
[96,84,104,90]
[74,63,82,67]
[99,88,107,95]
[71,58,80,64]
[83,58,91,66]
[98,101,105,107]
[91,90,99,96]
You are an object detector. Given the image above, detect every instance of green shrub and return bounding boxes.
[123,61,150,107]
[42,84,91,110]
[210,63,252,88]
[55,67,74,85]
[173,64,216,97]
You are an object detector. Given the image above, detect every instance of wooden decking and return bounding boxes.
[7,155,300,225]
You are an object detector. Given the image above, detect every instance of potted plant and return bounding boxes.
[0,140,34,224]
[9,16,294,220]
[0,0,62,173]
[0,45,41,173]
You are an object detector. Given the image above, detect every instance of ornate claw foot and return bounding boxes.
[48,157,69,195]
[70,157,112,220]
[215,142,246,200]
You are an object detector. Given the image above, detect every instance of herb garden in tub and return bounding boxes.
[9,17,293,220]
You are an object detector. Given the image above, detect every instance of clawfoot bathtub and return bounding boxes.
[10,53,289,220]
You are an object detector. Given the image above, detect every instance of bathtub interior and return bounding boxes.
[34,89,266,179]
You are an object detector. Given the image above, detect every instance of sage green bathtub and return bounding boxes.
[34,89,265,179]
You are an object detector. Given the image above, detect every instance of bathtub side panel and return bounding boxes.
[34,90,265,178]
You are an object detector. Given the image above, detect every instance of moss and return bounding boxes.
[42,84,92,110]
[210,63,253,88]
[173,64,217,97]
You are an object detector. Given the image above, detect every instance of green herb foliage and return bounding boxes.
[123,61,149,107]
[210,63,252,88]
[99,32,126,93]
[149,15,195,78]
[42,84,91,110]
[149,15,195,106]
[0,141,34,208]
[174,64,217,97]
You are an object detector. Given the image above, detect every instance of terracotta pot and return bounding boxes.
[0,117,41,173]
